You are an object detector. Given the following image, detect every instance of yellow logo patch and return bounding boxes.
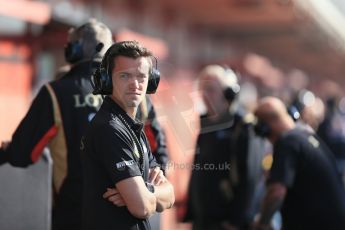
[308,136,320,148]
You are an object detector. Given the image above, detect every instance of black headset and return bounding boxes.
[91,42,160,95]
[65,41,83,64]
[222,67,241,103]
[254,119,271,138]
[287,89,316,122]
[287,105,301,121]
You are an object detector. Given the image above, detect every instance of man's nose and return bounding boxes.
[129,76,139,89]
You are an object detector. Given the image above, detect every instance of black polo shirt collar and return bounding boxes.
[103,96,144,133]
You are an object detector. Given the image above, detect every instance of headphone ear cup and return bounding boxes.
[91,45,113,95]
[102,69,113,95]
[287,105,300,121]
[91,68,103,95]
[65,42,83,64]
[91,67,113,95]
[254,120,272,137]
[223,84,240,102]
[147,68,160,94]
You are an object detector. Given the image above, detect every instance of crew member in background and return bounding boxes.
[185,65,265,230]
[0,19,113,230]
[254,97,345,230]
[317,96,345,187]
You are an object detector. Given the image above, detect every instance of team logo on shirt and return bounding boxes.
[80,136,85,151]
[308,135,320,148]
[116,160,135,170]
[73,94,103,108]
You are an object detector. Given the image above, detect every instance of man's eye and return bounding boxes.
[120,73,129,78]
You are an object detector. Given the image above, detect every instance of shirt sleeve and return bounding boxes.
[5,86,56,167]
[268,136,299,188]
[95,124,142,184]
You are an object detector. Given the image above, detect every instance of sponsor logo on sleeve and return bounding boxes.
[116,160,135,170]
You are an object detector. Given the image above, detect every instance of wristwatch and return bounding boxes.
[145,182,155,193]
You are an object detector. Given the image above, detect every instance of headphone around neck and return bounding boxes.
[91,42,160,95]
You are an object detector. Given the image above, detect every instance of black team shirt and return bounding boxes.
[269,128,345,230]
[0,61,102,230]
[81,96,158,230]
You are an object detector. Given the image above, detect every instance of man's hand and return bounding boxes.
[148,167,175,211]
[148,167,166,186]
[103,188,126,207]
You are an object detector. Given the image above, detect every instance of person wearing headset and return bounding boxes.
[81,40,174,230]
[184,65,264,230]
[253,97,345,230]
[0,19,113,230]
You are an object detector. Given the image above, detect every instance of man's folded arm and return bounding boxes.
[116,176,157,219]
[152,179,175,212]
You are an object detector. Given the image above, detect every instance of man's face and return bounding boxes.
[200,76,227,116]
[111,56,150,110]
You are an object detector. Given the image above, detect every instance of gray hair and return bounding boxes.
[68,18,113,61]
[198,65,238,90]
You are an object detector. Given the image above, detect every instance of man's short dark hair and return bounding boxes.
[105,41,153,75]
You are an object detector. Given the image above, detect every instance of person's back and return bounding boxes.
[272,125,345,229]
[0,19,113,230]
[254,97,345,230]
[49,61,103,228]
[47,19,113,229]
